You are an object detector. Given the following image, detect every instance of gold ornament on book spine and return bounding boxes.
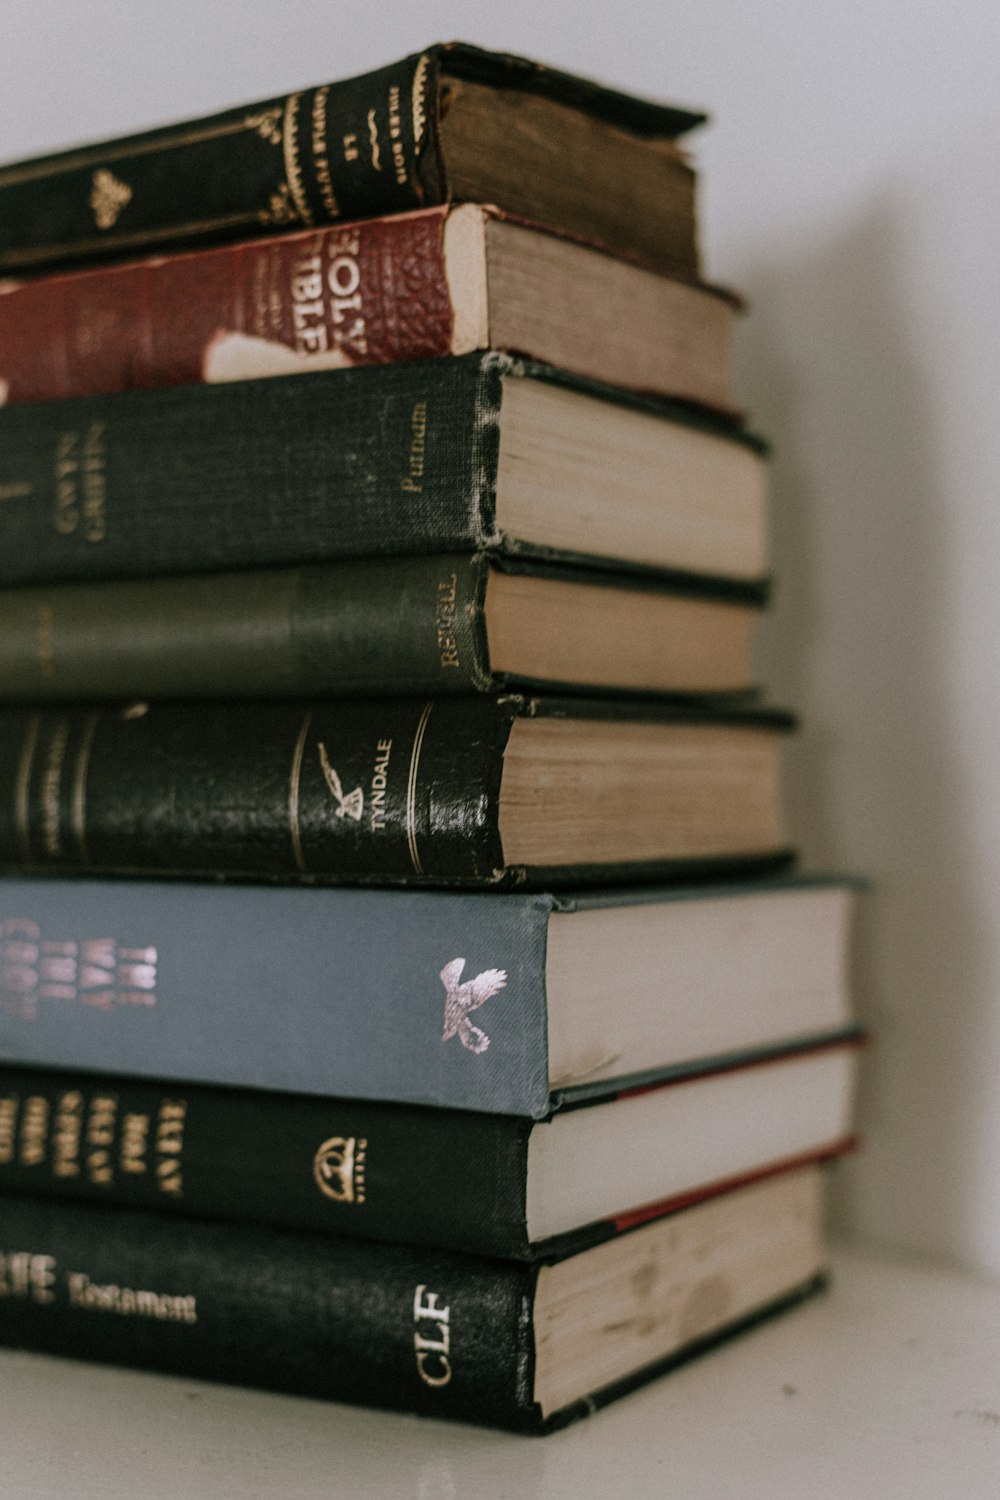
[13,713,41,864]
[244,106,283,146]
[71,712,100,866]
[288,710,313,874]
[281,92,314,226]
[412,53,431,144]
[366,110,381,172]
[89,169,132,230]
[313,1136,367,1204]
[259,183,297,227]
[406,704,433,875]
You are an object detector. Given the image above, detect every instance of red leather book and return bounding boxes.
[0,205,740,413]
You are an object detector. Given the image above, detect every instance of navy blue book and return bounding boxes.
[0,874,858,1118]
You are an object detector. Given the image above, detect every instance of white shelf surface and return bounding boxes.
[2,1240,999,1499]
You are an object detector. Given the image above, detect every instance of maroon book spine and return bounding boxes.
[0,208,457,405]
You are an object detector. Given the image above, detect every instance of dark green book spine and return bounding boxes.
[0,554,494,699]
[0,52,443,273]
[0,1193,540,1429]
[0,1065,534,1259]
[0,697,513,882]
[0,353,502,588]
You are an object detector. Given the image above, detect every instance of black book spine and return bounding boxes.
[0,1066,533,1258]
[0,1193,541,1430]
[0,52,444,274]
[0,697,515,883]
[0,554,495,700]
[0,354,502,588]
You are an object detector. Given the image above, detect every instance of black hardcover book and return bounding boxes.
[0,354,768,590]
[0,1167,827,1431]
[0,44,702,278]
[0,695,793,887]
[0,1040,859,1259]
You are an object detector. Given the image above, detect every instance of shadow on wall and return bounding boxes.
[736,204,986,1267]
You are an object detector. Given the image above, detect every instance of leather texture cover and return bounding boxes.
[0,45,700,277]
[0,209,458,404]
[0,1187,825,1431]
[0,696,793,885]
[0,350,488,588]
[0,352,763,590]
[0,206,732,409]
[0,1192,539,1428]
[0,53,438,274]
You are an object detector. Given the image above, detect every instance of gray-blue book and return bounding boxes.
[0,874,858,1118]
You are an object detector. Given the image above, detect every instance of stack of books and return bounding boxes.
[0,45,861,1432]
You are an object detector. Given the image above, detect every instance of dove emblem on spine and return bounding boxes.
[318,743,364,821]
[440,959,507,1054]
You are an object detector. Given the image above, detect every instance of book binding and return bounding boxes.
[0,554,766,702]
[0,696,793,886]
[0,1180,826,1431]
[0,352,763,590]
[0,1059,858,1260]
[0,875,554,1117]
[0,53,438,274]
[0,45,703,276]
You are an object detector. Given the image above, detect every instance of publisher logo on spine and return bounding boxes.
[313,1135,367,1204]
[440,959,507,1054]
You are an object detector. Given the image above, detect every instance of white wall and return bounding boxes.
[3,0,1000,1276]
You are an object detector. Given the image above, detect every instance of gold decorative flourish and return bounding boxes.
[14,714,41,864]
[288,711,313,873]
[406,704,433,875]
[245,106,283,145]
[411,53,431,145]
[90,168,133,230]
[71,712,100,866]
[366,109,381,173]
[258,183,297,227]
[281,92,313,226]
